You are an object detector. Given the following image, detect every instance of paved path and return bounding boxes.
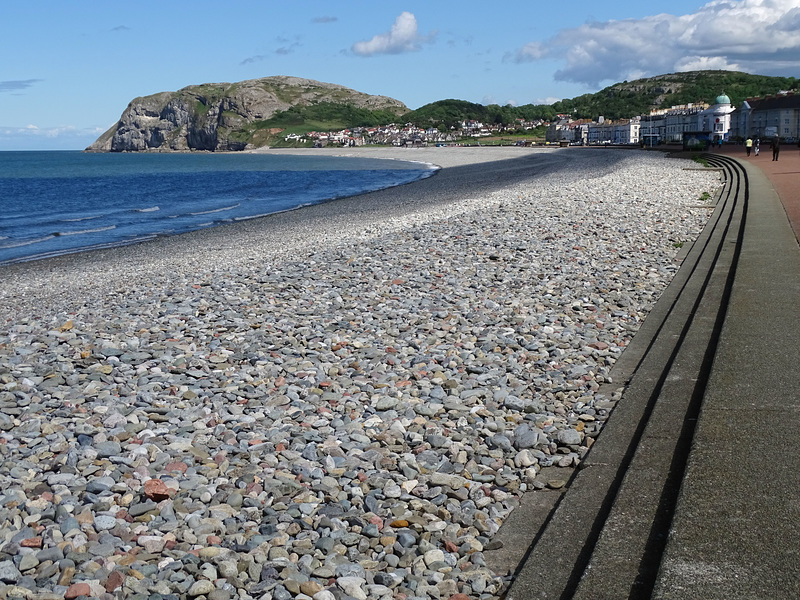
[716,142,800,240]
[652,146,800,598]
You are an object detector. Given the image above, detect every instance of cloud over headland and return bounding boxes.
[511,0,800,86]
[352,12,436,56]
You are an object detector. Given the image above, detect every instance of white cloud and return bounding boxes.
[483,95,519,106]
[675,55,740,72]
[352,12,435,56]
[515,42,547,61]
[510,0,800,86]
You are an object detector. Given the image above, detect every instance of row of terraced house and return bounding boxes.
[290,118,547,147]
[547,92,800,146]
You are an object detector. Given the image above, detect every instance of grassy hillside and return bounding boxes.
[259,102,402,130]
[252,71,799,145]
[225,102,406,147]
[401,100,557,130]
[402,71,799,127]
[551,71,799,120]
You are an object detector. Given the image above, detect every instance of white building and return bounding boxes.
[584,117,640,145]
[663,105,708,143]
[698,94,735,142]
[545,116,574,142]
[640,114,666,145]
[613,118,640,145]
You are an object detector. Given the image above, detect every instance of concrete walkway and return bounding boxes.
[653,149,800,598]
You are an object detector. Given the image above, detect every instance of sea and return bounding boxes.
[0,151,435,266]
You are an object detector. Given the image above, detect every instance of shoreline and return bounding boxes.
[0,146,557,319]
[0,147,441,272]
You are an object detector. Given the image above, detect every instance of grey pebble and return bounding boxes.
[0,560,21,584]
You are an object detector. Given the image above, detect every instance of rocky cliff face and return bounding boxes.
[87,76,408,152]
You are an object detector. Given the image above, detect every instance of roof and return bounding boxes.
[742,93,800,111]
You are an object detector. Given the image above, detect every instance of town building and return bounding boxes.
[545,115,574,143]
[698,94,735,142]
[638,95,732,145]
[662,104,708,143]
[640,114,666,146]
[586,117,641,145]
[731,93,800,142]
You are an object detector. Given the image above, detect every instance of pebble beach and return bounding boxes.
[0,147,720,600]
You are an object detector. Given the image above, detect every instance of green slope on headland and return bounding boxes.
[406,71,799,127]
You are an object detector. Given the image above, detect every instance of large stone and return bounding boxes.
[0,560,21,584]
[143,479,172,501]
[188,580,216,596]
[337,576,367,600]
[557,428,582,446]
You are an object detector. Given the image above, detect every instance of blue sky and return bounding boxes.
[2,0,799,150]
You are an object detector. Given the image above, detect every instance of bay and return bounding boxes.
[0,151,434,265]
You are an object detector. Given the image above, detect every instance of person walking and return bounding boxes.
[755,138,760,156]
[771,136,781,161]
[746,137,753,156]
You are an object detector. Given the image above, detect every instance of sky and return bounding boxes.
[2,0,799,150]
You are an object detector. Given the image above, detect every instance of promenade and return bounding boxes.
[507,145,800,599]
[718,141,800,237]
[655,144,800,598]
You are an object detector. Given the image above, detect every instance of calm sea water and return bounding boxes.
[0,151,434,266]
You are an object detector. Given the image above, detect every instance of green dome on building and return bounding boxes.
[715,94,731,105]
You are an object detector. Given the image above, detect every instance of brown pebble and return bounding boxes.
[164,461,188,473]
[105,570,124,592]
[65,583,91,599]
[390,519,409,528]
[300,581,324,596]
[144,479,171,501]
[58,566,76,587]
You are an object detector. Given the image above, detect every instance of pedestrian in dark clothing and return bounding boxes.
[772,137,781,161]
